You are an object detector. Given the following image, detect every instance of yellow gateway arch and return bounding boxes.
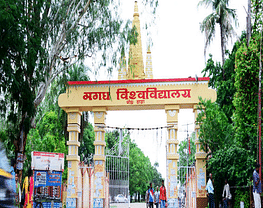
[58,1,216,208]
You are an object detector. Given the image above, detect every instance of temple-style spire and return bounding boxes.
[118,1,154,80]
[127,1,145,79]
[145,45,153,79]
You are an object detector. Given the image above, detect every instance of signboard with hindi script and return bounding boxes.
[58,78,216,111]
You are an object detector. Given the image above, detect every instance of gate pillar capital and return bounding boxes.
[93,107,107,124]
[165,105,180,124]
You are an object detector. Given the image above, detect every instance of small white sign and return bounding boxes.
[35,171,46,186]
[31,151,64,171]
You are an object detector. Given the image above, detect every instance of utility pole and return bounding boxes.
[180,122,193,208]
[258,28,262,180]
[186,123,190,208]
[181,123,193,184]
[186,124,189,184]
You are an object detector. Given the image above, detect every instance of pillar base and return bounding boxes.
[196,197,208,208]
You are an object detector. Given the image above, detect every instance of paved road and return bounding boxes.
[110,203,146,208]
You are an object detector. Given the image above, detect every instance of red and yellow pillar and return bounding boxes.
[66,109,81,207]
[194,105,207,207]
[93,107,107,208]
[165,105,179,207]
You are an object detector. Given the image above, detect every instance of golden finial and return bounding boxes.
[134,1,139,17]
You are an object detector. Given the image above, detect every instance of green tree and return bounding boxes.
[79,123,95,163]
[0,0,158,174]
[201,33,246,121]
[233,32,260,157]
[151,162,162,190]
[177,132,196,185]
[197,1,263,204]
[197,98,234,155]
[105,130,120,151]
[196,32,260,204]
[37,63,90,149]
[129,141,152,198]
[207,145,254,205]
[178,133,196,166]
[196,97,253,204]
[22,64,91,178]
[198,0,237,68]
[104,129,163,199]
[25,110,67,179]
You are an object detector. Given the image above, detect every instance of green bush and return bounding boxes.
[233,188,250,208]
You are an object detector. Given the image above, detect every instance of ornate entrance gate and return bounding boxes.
[105,129,129,203]
[58,2,217,207]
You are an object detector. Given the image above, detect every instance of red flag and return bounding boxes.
[188,137,191,154]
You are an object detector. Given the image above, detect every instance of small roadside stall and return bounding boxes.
[31,151,64,208]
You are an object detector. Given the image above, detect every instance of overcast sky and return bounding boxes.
[88,0,248,178]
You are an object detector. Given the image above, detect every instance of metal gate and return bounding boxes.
[178,166,196,208]
[106,129,129,204]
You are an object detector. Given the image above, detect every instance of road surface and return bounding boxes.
[110,203,146,208]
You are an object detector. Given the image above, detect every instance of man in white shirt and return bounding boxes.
[206,173,215,208]
[154,186,160,208]
[222,178,231,208]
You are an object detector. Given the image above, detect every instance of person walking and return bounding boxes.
[206,173,215,208]
[154,186,160,208]
[28,169,34,208]
[21,169,34,208]
[21,175,28,208]
[148,183,155,208]
[146,186,150,208]
[10,159,16,195]
[15,173,21,208]
[159,180,167,208]
[253,163,261,208]
[222,178,231,208]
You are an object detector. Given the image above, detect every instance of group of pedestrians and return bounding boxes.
[206,173,231,208]
[9,159,34,208]
[145,180,167,208]
[206,163,262,208]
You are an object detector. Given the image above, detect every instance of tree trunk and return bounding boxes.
[16,114,29,182]
[247,0,252,46]
[220,22,225,80]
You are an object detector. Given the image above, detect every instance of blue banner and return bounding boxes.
[34,171,62,187]
[33,202,62,208]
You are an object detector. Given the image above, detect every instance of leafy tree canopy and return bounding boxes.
[233,31,260,157]
[198,0,237,66]
[197,98,234,155]
[201,33,246,121]
[0,0,158,173]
